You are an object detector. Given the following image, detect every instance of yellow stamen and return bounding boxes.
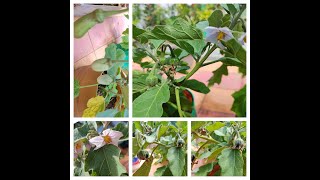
[244,36,246,43]
[75,143,82,150]
[217,31,225,41]
[103,135,112,143]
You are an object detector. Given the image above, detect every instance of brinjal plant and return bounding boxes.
[74,121,129,176]
[133,4,246,117]
[132,121,188,176]
[74,8,129,117]
[191,121,246,176]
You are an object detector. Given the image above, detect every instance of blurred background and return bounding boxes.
[133,4,246,117]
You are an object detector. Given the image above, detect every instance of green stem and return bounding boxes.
[102,8,129,17]
[175,87,184,117]
[151,145,159,156]
[229,5,246,30]
[184,46,217,81]
[201,60,219,67]
[191,141,209,169]
[192,131,221,144]
[80,84,99,88]
[119,138,129,142]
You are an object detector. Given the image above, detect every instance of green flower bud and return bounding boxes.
[233,137,245,149]
[146,74,158,87]
[137,150,150,160]
[176,138,185,147]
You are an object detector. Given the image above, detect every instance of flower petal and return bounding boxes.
[205,32,219,43]
[102,129,111,136]
[89,136,106,150]
[109,130,123,146]
[204,27,219,34]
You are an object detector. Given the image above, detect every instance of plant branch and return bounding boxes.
[152,141,173,148]
[191,141,209,169]
[184,46,217,81]
[201,60,220,67]
[151,145,159,156]
[80,84,99,88]
[229,4,246,30]
[118,138,129,142]
[175,87,184,117]
[192,131,221,144]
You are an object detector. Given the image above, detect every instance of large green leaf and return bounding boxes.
[208,10,223,27]
[176,121,187,133]
[191,121,206,131]
[85,144,127,176]
[150,40,165,51]
[132,137,140,155]
[231,85,246,117]
[91,58,111,72]
[135,18,205,56]
[167,147,186,176]
[206,122,225,132]
[222,38,246,65]
[195,162,216,176]
[74,123,90,141]
[218,148,244,176]
[154,165,173,176]
[133,121,143,132]
[105,43,125,60]
[133,82,170,117]
[196,21,209,32]
[157,125,169,139]
[207,146,227,162]
[133,156,154,176]
[97,74,113,85]
[182,79,210,94]
[74,79,80,98]
[208,64,228,87]
[227,4,238,16]
[120,85,129,107]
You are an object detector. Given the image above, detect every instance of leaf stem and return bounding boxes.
[191,141,209,169]
[119,138,129,142]
[80,84,99,88]
[175,87,184,117]
[229,4,246,30]
[151,145,159,156]
[184,46,217,81]
[192,131,221,144]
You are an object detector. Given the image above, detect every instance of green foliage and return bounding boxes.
[73,121,128,176]
[133,4,246,117]
[133,121,187,176]
[182,79,210,94]
[192,121,246,176]
[231,85,246,117]
[74,79,80,98]
[85,144,127,176]
[133,82,170,117]
[218,149,244,176]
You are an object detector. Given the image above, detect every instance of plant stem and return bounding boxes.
[201,60,219,67]
[229,4,246,30]
[80,84,99,88]
[192,131,221,144]
[119,138,129,142]
[175,87,184,117]
[184,46,217,81]
[191,141,209,169]
[151,145,159,156]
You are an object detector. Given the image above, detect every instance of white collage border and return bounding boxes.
[70,0,250,179]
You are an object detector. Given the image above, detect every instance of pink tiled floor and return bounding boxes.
[74,14,128,69]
